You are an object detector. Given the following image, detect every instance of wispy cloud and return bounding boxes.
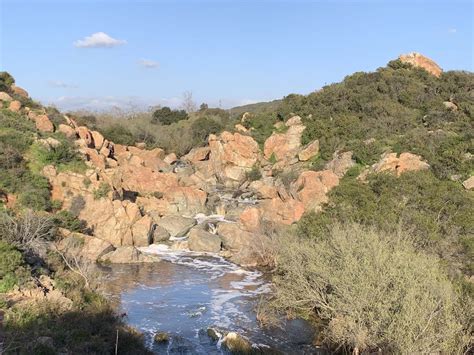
[48,80,79,89]
[74,32,126,48]
[448,28,457,34]
[138,59,159,69]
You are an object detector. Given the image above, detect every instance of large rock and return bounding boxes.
[0,92,12,101]
[372,152,429,176]
[183,147,210,162]
[264,116,305,162]
[399,52,442,77]
[76,126,93,146]
[11,85,29,98]
[91,130,105,149]
[156,215,196,238]
[58,124,76,138]
[462,176,474,190]
[249,179,278,199]
[208,132,260,184]
[216,222,263,265]
[151,225,170,243]
[291,170,339,211]
[217,222,255,250]
[325,151,355,177]
[259,197,305,225]
[100,246,157,263]
[59,232,115,262]
[106,165,179,195]
[162,186,207,214]
[8,100,21,112]
[131,215,153,247]
[127,146,166,170]
[34,114,54,132]
[187,227,222,252]
[239,207,262,232]
[298,139,319,161]
[85,148,106,170]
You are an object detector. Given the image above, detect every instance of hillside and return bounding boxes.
[0,53,473,353]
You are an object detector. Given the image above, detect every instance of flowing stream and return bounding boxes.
[99,245,322,354]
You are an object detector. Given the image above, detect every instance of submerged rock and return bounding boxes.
[154,332,170,343]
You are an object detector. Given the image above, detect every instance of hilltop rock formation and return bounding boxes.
[399,52,442,77]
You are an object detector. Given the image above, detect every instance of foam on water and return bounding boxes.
[102,244,318,354]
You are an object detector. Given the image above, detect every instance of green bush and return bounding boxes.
[272,223,471,353]
[53,210,87,233]
[246,165,262,182]
[102,124,136,146]
[0,71,15,92]
[0,240,25,293]
[297,170,474,274]
[29,141,86,174]
[190,116,224,143]
[151,107,188,125]
[93,183,111,200]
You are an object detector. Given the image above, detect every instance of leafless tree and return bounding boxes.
[182,91,197,113]
[0,211,54,252]
[51,243,93,289]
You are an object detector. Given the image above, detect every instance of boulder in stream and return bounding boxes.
[156,215,196,238]
[187,227,222,253]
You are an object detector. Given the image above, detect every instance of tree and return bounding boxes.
[182,91,197,113]
[199,103,209,111]
[272,223,471,354]
[151,106,188,125]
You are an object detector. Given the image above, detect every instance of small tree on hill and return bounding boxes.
[151,107,188,125]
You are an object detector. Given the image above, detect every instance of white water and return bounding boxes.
[100,247,320,354]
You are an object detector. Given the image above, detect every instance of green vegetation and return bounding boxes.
[93,182,111,200]
[272,223,471,354]
[246,164,262,182]
[151,106,188,125]
[297,171,474,273]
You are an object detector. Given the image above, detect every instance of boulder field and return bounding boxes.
[1,91,438,266]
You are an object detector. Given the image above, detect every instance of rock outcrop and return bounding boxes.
[208,132,260,185]
[264,116,305,162]
[399,52,442,77]
[372,152,430,176]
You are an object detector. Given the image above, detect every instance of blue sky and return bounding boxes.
[0,0,472,111]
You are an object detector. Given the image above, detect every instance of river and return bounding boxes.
[99,245,324,354]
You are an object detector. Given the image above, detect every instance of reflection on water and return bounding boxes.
[100,249,322,354]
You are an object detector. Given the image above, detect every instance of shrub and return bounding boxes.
[297,171,474,273]
[151,107,188,125]
[191,116,224,144]
[246,165,262,182]
[102,124,136,146]
[29,141,86,174]
[0,240,30,293]
[93,183,111,200]
[272,223,471,353]
[0,71,15,92]
[0,211,54,251]
[53,210,87,233]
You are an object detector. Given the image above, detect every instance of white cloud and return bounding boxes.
[138,59,159,69]
[448,28,457,34]
[48,80,78,89]
[74,32,126,48]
